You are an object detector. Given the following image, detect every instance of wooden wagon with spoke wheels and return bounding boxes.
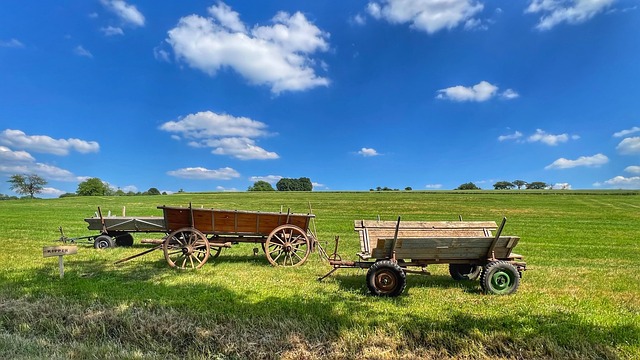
[319,216,527,296]
[157,205,316,270]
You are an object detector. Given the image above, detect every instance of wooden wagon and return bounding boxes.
[319,216,526,296]
[156,205,316,269]
[105,204,317,269]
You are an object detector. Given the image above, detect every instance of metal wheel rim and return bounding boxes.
[374,270,398,294]
[163,228,210,270]
[265,225,310,267]
[490,270,513,293]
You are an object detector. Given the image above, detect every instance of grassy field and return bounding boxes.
[0,191,639,359]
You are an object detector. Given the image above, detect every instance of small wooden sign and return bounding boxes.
[43,245,78,258]
[43,245,77,279]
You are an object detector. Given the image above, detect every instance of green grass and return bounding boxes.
[0,191,639,359]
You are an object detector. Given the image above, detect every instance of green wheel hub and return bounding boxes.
[490,270,514,293]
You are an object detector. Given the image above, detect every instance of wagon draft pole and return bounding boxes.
[319,215,527,296]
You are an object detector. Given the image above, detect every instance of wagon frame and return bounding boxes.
[319,216,527,296]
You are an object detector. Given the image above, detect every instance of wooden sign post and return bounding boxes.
[43,245,78,279]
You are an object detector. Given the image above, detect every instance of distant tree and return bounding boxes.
[455,182,481,190]
[76,177,111,196]
[147,187,161,195]
[177,189,185,193]
[493,181,515,190]
[248,181,275,191]
[115,189,126,196]
[276,177,313,191]
[376,186,382,191]
[0,193,19,200]
[405,187,413,191]
[526,181,548,190]
[8,174,47,199]
[513,180,527,190]
[162,191,168,195]
[58,193,77,198]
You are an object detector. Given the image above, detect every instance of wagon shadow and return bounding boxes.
[323,272,481,295]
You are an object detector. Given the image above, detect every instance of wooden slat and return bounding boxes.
[354,220,498,230]
[370,236,519,260]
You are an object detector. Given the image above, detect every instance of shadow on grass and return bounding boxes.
[322,271,482,296]
[3,257,637,360]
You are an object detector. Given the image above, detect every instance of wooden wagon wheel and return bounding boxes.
[163,227,210,270]
[265,225,311,267]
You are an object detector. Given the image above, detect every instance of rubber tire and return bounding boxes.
[94,234,115,249]
[366,260,407,297]
[110,232,134,247]
[480,261,520,295]
[449,264,481,281]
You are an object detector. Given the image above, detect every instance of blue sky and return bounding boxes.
[1,0,639,197]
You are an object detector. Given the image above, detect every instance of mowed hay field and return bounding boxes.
[0,191,639,359]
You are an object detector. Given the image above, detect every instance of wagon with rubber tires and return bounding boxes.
[319,216,526,296]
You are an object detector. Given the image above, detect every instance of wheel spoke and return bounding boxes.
[272,250,284,264]
[189,256,195,269]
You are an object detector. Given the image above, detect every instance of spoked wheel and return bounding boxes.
[449,263,481,281]
[366,260,407,297]
[480,261,520,295]
[163,227,210,270]
[265,225,311,267]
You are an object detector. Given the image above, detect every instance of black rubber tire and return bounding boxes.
[110,232,134,247]
[94,234,115,249]
[449,263,481,281]
[480,261,521,295]
[366,260,407,297]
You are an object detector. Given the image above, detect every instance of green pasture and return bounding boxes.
[0,191,639,359]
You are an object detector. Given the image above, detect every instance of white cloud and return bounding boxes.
[0,38,25,48]
[501,88,520,99]
[625,166,640,174]
[0,146,35,163]
[366,0,484,34]
[436,81,515,102]
[0,162,79,181]
[101,26,124,36]
[160,111,277,160]
[249,175,283,184]
[498,131,523,142]
[40,187,66,197]
[0,129,99,155]
[160,111,270,139]
[527,129,569,146]
[526,0,615,31]
[425,184,443,189]
[551,182,572,190]
[613,126,640,138]
[154,46,171,62]
[166,2,330,94]
[205,137,279,160]
[545,153,609,170]
[595,176,640,189]
[101,0,145,27]
[167,167,240,180]
[351,14,367,25]
[358,147,380,157]
[617,137,640,155]
[312,182,327,189]
[74,45,93,58]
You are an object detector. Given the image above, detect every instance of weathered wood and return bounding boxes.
[355,220,498,230]
[159,206,314,236]
[370,236,519,260]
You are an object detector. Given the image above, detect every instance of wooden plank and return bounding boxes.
[355,220,498,230]
[370,236,519,260]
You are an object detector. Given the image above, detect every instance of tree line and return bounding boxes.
[248,177,312,191]
[455,180,551,190]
